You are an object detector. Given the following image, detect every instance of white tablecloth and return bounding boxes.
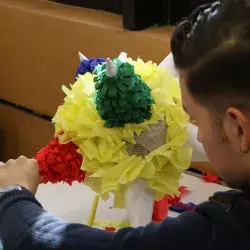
[36,173,230,223]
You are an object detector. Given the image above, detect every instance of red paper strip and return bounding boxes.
[105,227,116,232]
[202,172,220,184]
[152,195,169,221]
[152,186,188,221]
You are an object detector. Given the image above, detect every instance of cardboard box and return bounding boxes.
[0,104,54,161]
[0,0,173,117]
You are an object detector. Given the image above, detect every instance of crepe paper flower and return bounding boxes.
[94,58,155,128]
[35,137,85,185]
[75,52,105,78]
[53,55,192,208]
[202,172,220,184]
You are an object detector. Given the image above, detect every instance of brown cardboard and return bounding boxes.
[0,104,54,161]
[0,0,173,117]
[0,0,216,174]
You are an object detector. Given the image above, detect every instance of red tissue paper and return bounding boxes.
[105,227,116,232]
[35,137,85,185]
[152,194,169,222]
[202,172,220,184]
[152,186,188,221]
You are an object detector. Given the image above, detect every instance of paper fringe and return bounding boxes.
[53,57,192,208]
[35,137,85,185]
[94,58,154,127]
[75,57,105,78]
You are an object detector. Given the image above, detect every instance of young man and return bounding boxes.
[1,0,250,249]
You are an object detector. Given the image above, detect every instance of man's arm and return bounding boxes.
[0,189,114,250]
[0,157,231,250]
[0,188,219,250]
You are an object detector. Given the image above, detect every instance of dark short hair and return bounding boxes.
[171,0,250,113]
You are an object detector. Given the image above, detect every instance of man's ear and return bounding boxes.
[226,107,250,153]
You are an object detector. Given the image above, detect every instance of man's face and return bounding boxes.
[179,71,250,189]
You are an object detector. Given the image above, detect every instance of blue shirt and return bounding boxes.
[0,187,250,250]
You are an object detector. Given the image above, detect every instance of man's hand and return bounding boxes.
[0,156,40,194]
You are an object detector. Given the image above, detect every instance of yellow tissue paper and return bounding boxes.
[52,57,192,208]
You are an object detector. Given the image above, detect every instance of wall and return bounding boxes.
[0,0,173,160]
[0,104,54,160]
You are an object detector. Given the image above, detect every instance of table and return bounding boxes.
[36,173,230,223]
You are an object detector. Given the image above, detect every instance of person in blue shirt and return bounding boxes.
[1,0,250,249]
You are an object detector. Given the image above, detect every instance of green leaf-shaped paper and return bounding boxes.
[94,58,155,128]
